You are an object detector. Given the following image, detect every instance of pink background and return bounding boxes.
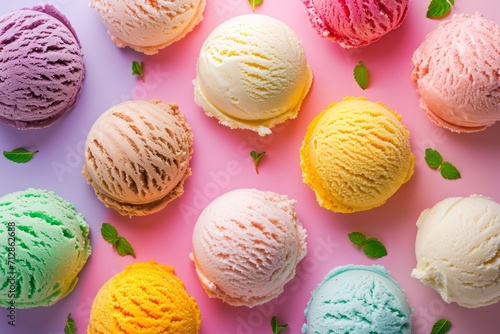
[1,0,499,333]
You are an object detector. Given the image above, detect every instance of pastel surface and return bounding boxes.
[0,0,498,333]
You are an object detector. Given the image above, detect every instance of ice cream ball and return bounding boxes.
[300,0,409,48]
[412,195,500,308]
[82,100,194,217]
[300,96,415,213]
[90,0,206,54]
[411,13,500,132]
[190,188,307,307]
[0,188,91,308]
[302,265,412,333]
[87,261,201,334]
[193,14,313,136]
[0,5,84,129]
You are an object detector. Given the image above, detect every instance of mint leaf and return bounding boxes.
[115,237,136,258]
[101,223,136,257]
[250,151,266,174]
[440,162,461,180]
[353,61,369,90]
[248,0,263,11]
[430,319,451,334]
[426,0,454,19]
[64,313,76,334]
[349,232,387,259]
[425,148,461,180]
[425,148,442,169]
[132,60,144,81]
[101,223,119,244]
[363,238,387,259]
[3,147,38,163]
[271,316,288,334]
[348,232,366,247]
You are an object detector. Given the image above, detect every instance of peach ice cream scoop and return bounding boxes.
[90,0,206,55]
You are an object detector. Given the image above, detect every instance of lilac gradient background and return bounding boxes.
[1,0,499,333]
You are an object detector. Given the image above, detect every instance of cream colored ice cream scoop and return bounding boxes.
[90,0,206,55]
[82,100,193,216]
[412,195,500,308]
[190,188,307,307]
[194,14,313,136]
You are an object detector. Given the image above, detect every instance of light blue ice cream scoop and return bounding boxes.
[302,264,412,334]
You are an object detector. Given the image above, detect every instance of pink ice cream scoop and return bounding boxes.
[190,188,307,307]
[412,13,500,133]
[0,5,84,129]
[300,0,409,48]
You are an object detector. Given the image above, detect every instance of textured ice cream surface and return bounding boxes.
[300,96,415,213]
[190,188,307,307]
[302,265,412,333]
[87,261,200,334]
[412,195,500,308]
[301,0,409,48]
[194,14,313,136]
[411,13,500,133]
[90,0,206,55]
[82,99,193,217]
[0,188,91,308]
[0,5,84,129]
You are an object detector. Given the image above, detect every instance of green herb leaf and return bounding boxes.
[348,232,366,247]
[363,238,388,259]
[115,237,136,258]
[64,313,76,334]
[353,61,369,90]
[430,319,452,334]
[132,60,145,81]
[250,151,266,174]
[425,148,461,180]
[101,223,119,244]
[101,223,136,258]
[426,0,454,19]
[271,316,288,334]
[440,161,461,180]
[248,0,263,11]
[425,148,443,169]
[348,232,387,259]
[3,147,38,163]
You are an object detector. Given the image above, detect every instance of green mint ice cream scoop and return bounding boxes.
[0,188,91,308]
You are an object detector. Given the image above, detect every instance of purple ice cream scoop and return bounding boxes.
[0,5,84,129]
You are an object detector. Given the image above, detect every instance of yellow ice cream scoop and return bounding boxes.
[300,96,415,213]
[87,261,201,334]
